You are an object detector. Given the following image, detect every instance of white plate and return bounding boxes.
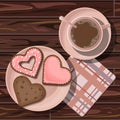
[6,46,70,111]
[59,7,111,60]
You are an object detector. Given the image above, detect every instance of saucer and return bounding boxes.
[59,7,111,60]
[6,46,70,111]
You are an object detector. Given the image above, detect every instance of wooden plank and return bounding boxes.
[0,86,119,103]
[99,53,120,69]
[0,103,119,119]
[0,17,119,35]
[0,36,64,53]
[109,17,120,34]
[0,35,119,53]
[110,35,120,53]
[0,18,60,35]
[0,70,5,85]
[112,69,120,86]
[115,1,120,16]
[0,104,50,119]
[0,2,113,17]
[51,103,120,119]
[0,69,119,86]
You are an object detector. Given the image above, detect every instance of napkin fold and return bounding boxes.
[64,57,116,117]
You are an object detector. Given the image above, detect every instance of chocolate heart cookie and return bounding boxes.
[13,76,46,107]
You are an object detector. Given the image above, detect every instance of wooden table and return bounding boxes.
[0,0,120,119]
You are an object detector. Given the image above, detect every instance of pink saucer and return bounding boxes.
[59,7,111,60]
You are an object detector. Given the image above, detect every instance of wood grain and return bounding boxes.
[115,2,120,16]
[0,104,119,120]
[0,104,50,119]
[0,103,119,119]
[0,36,63,53]
[99,53,120,69]
[0,17,119,35]
[0,2,113,17]
[112,69,120,86]
[0,18,60,35]
[109,18,120,34]
[51,103,120,119]
[0,35,119,53]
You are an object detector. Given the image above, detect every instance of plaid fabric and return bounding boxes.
[64,57,116,117]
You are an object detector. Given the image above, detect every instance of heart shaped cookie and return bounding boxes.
[43,55,71,85]
[11,47,43,77]
[14,76,46,107]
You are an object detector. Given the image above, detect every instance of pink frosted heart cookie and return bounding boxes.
[43,55,71,85]
[11,47,43,77]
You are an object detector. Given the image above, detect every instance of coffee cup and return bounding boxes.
[59,16,110,52]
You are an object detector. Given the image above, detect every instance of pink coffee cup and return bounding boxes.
[60,16,110,52]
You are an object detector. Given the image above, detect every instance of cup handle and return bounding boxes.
[59,16,64,21]
[101,23,110,30]
[59,16,77,28]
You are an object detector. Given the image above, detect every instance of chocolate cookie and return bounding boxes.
[13,76,46,107]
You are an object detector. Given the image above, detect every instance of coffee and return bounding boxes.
[71,19,99,48]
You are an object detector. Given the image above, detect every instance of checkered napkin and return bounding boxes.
[64,57,116,117]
